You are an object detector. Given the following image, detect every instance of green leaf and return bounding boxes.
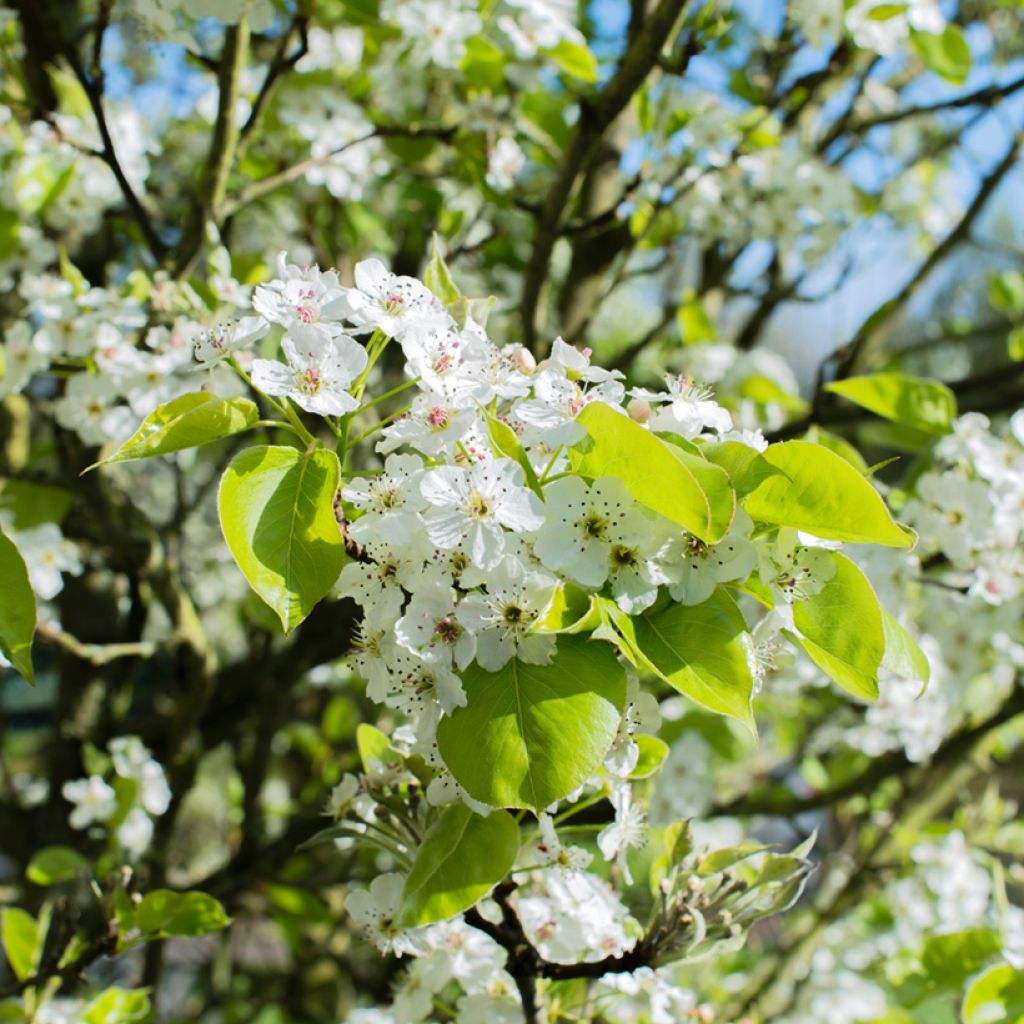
[792,552,884,701]
[483,413,543,498]
[634,589,756,731]
[89,393,260,470]
[700,441,784,497]
[988,270,1024,315]
[1,908,39,981]
[436,636,627,813]
[0,478,73,529]
[921,928,1001,991]
[135,890,230,938]
[423,233,461,306]
[0,527,36,685]
[533,585,600,635]
[461,35,507,90]
[881,609,930,687]
[218,445,345,633]
[962,963,1024,1024]
[630,734,669,778]
[356,723,401,772]
[742,440,914,547]
[26,846,89,885]
[697,841,772,875]
[82,988,151,1024]
[825,372,956,435]
[910,25,972,85]
[398,805,519,926]
[1008,326,1024,363]
[802,424,869,473]
[544,39,599,82]
[572,402,735,543]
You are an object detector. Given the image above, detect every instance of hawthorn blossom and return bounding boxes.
[597,783,647,884]
[347,873,412,954]
[251,325,367,416]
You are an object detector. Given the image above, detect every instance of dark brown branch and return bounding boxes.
[61,50,166,260]
[833,131,1023,379]
[519,0,690,352]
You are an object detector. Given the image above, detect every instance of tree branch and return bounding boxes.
[832,131,1023,379]
[519,0,690,352]
[712,681,1024,818]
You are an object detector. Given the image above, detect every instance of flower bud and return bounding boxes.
[627,398,651,423]
[512,346,536,374]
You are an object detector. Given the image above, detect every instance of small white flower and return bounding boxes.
[347,872,411,953]
[420,459,544,570]
[251,325,368,416]
[62,775,117,830]
[597,784,647,884]
[193,315,269,366]
[342,258,449,340]
[532,476,650,589]
[396,591,477,670]
[252,252,350,332]
[458,556,558,670]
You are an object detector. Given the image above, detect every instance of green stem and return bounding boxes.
[281,400,316,447]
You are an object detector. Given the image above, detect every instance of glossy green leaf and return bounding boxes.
[697,842,772,875]
[634,589,756,731]
[630,734,670,778]
[742,440,914,546]
[483,412,542,497]
[802,425,869,473]
[962,963,1024,1024]
[910,25,972,85]
[989,270,1024,316]
[825,372,956,435]
[1,908,38,981]
[356,723,401,772]
[792,552,884,701]
[26,845,89,885]
[700,441,784,496]
[135,889,230,937]
[0,527,36,685]
[881,609,930,687]
[533,585,600,634]
[544,39,599,82]
[423,233,460,305]
[398,805,519,926]
[219,444,345,633]
[460,35,507,90]
[572,402,735,542]
[436,636,627,812]
[89,393,260,470]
